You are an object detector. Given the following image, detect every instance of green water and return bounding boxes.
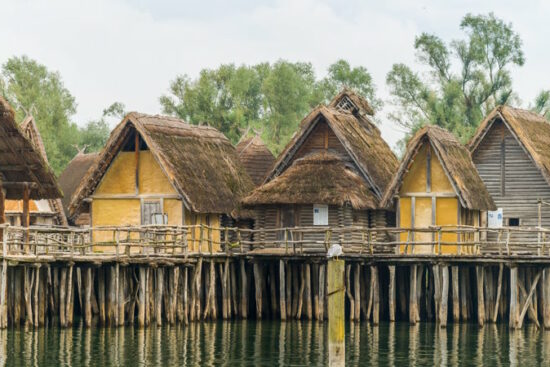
[1,321,549,366]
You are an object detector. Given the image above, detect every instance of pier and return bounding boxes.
[0,224,549,330]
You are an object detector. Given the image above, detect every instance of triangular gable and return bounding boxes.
[266,105,397,200]
[382,126,495,211]
[469,105,550,188]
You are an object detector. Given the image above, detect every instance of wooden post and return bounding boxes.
[59,267,67,327]
[253,262,263,319]
[452,266,460,322]
[433,264,441,321]
[544,268,550,329]
[493,263,504,323]
[240,259,248,319]
[66,265,74,326]
[138,267,146,327]
[510,266,519,329]
[517,270,542,329]
[279,260,286,321]
[371,266,379,325]
[409,265,418,324]
[182,267,189,325]
[353,264,361,323]
[388,266,396,322]
[98,268,106,325]
[319,263,326,321]
[345,264,354,322]
[328,260,345,366]
[439,265,449,328]
[33,265,40,327]
[304,263,312,320]
[118,268,125,326]
[22,184,30,252]
[269,264,278,318]
[84,267,92,327]
[155,267,164,325]
[477,266,485,327]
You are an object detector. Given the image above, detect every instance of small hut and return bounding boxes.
[58,151,99,226]
[69,112,254,251]
[242,90,398,249]
[382,125,495,254]
[236,135,275,186]
[0,98,63,228]
[469,106,550,243]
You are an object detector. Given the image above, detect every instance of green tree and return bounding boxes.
[386,13,524,145]
[78,102,125,152]
[1,56,79,174]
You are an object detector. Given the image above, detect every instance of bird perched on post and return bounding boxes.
[327,244,343,259]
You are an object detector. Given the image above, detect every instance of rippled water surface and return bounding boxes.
[1,321,549,366]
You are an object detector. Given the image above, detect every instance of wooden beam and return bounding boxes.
[518,270,542,328]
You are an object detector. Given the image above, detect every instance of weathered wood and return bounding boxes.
[353,263,361,323]
[476,266,485,327]
[193,258,202,322]
[451,266,460,322]
[460,267,469,321]
[33,266,40,327]
[409,265,417,324]
[286,262,292,319]
[510,266,519,328]
[371,266,379,325]
[240,259,248,319]
[304,263,312,320]
[155,267,164,325]
[433,264,441,321]
[279,260,286,321]
[182,267,189,325]
[518,270,542,328]
[13,267,21,326]
[345,264,354,322]
[388,265,396,322]
[319,263,326,321]
[118,268,125,326]
[493,263,503,323]
[253,262,263,319]
[66,265,74,326]
[312,263,319,321]
[327,260,345,367]
[270,263,278,318]
[138,266,146,327]
[84,267,92,327]
[296,264,305,319]
[98,268,106,325]
[59,267,67,327]
[439,265,449,328]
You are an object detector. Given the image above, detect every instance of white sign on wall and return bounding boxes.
[313,204,328,226]
[488,208,503,228]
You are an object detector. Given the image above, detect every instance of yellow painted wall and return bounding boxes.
[400,145,454,194]
[399,198,411,252]
[96,152,137,195]
[138,151,177,194]
[436,197,458,254]
[91,199,141,251]
[415,198,433,254]
[164,199,182,225]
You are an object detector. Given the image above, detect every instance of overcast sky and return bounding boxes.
[2,0,550,148]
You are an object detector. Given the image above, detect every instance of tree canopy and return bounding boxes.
[160,59,378,153]
[386,13,525,147]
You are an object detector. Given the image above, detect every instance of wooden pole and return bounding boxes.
[371,265,379,325]
[182,267,189,325]
[59,267,67,327]
[240,259,248,319]
[98,268,106,325]
[138,267,146,327]
[345,264,354,322]
[544,268,550,329]
[510,266,519,329]
[439,265,449,328]
[388,266,396,322]
[66,265,74,326]
[118,268,125,326]
[517,270,542,329]
[279,260,286,321]
[328,260,345,367]
[353,264,361,323]
[155,267,164,325]
[304,263,312,320]
[493,263,504,323]
[84,267,92,327]
[319,263,326,321]
[452,266,460,322]
[253,262,263,319]
[477,266,485,327]
[409,265,417,324]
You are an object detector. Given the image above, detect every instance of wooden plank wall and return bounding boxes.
[473,120,550,248]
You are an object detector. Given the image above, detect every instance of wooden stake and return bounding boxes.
[409,265,417,324]
[388,266,396,322]
[84,267,92,327]
[240,259,248,319]
[371,266,379,325]
[477,266,485,327]
[155,267,164,325]
[304,263,312,320]
[66,265,74,326]
[493,263,503,323]
[279,260,286,321]
[353,264,361,323]
[182,267,189,325]
[518,270,542,329]
[439,265,449,328]
[253,262,263,319]
[98,268,106,325]
[452,266,460,322]
[510,266,519,329]
[59,267,67,327]
[327,260,345,366]
[138,267,146,327]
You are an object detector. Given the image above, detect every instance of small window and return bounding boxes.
[313,204,328,226]
[508,218,520,227]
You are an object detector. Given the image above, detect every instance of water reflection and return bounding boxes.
[0,321,550,366]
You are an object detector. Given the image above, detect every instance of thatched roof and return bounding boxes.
[20,115,68,225]
[242,151,378,209]
[236,135,275,186]
[469,105,550,187]
[329,88,375,116]
[0,97,62,199]
[266,103,398,200]
[382,125,495,211]
[58,151,99,218]
[69,113,254,219]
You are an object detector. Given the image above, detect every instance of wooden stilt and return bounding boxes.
[270,263,278,318]
[138,267,146,327]
[409,265,417,324]
[433,264,441,321]
[194,258,202,322]
[84,267,92,327]
[296,264,305,319]
[279,260,286,321]
[345,264,354,322]
[353,264,361,323]
[66,265,74,326]
[371,266,379,325]
[388,265,396,322]
[544,268,550,329]
[477,266,485,327]
[13,267,21,326]
[182,267,189,325]
[286,262,292,320]
[312,263,319,321]
[510,266,519,329]
[98,268,106,325]
[59,267,67,327]
[33,265,40,327]
[452,266,460,322]
[460,267,469,321]
[240,259,248,319]
[156,268,164,325]
[304,263,312,320]
[221,261,229,320]
[118,268,125,326]
[493,263,503,323]
[253,262,263,319]
[319,263,326,321]
[439,265,449,328]
[328,260,345,366]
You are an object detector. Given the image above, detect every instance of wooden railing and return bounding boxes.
[1,224,550,259]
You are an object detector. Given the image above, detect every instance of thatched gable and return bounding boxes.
[242,151,378,209]
[20,115,68,225]
[69,113,254,219]
[382,125,495,211]
[266,103,398,200]
[58,151,98,218]
[469,105,550,187]
[329,88,375,116]
[0,97,62,199]
[236,135,275,186]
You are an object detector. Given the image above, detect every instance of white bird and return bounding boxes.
[327,244,343,259]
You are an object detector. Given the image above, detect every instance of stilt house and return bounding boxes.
[58,151,99,226]
[381,125,495,254]
[469,106,550,245]
[68,113,254,251]
[236,135,275,187]
[0,98,63,226]
[241,90,399,248]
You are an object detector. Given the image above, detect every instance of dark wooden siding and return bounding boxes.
[472,120,550,247]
